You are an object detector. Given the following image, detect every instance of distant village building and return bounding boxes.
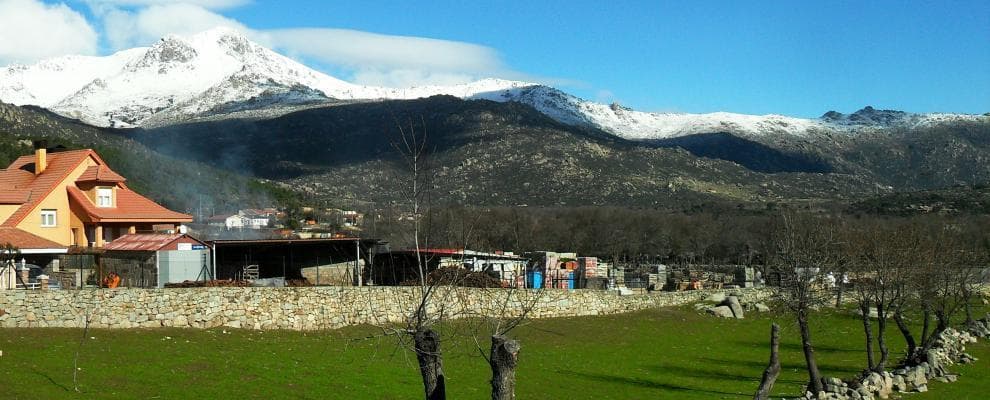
[207,209,274,230]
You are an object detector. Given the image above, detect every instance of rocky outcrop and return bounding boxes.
[697,292,768,318]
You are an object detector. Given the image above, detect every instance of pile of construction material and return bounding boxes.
[668,265,754,291]
[164,279,251,288]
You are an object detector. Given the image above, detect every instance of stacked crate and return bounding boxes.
[577,257,599,278]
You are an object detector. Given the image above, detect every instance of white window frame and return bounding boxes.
[41,209,57,227]
[96,187,113,208]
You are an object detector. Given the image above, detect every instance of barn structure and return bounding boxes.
[208,238,381,285]
[102,233,211,288]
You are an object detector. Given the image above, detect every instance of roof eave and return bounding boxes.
[90,217,193,223]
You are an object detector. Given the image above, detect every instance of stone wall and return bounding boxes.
[0,286,772,330]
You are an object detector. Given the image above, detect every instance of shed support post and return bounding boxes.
[355,240,362,286]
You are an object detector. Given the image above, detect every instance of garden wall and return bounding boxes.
[0,286,772,330]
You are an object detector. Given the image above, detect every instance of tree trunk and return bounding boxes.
[753,323,781,400]
[414,329,446,400]
[798,308,823,394]
[874,304,889,371]
[835,283,845,308]
[964,297,974,326]
[859,300,876,370]
[893,310,916,355]
[490,335,521,400]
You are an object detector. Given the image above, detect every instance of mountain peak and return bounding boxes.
[136,36,198,66]
[185,26,250,42]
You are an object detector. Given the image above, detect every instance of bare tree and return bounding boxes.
[388,115,448,400]
[881,220,985,364]
[846,222,914,372]
[768,214,843,394]
[753,323,781,400]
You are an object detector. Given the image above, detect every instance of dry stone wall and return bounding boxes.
[0,286,772,330]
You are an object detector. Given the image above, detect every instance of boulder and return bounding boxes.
[902,366,927,389]
[707,305,734,318]
[877,372,893,399]
[725,296,745,319]
[862,372,883,394]
[890,374,907,392]
[754,302,770,312]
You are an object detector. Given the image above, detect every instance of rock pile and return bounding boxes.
[798,325,982,400]
[696,293,769,319]
[966,313,990,338]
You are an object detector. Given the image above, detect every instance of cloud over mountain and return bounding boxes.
[0,0,99,64]
[0,0,522,88]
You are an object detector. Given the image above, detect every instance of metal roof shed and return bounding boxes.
[208,238,381,285]
[103,233,211,288]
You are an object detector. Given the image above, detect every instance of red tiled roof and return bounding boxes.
[0,227,65,250]
[0,191,30,204]
[0,147,191,228]
[76,165,126,183]
[67,186,192,222]
[0,149,97,227]
[104,233,204,251]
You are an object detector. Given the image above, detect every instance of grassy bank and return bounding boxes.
[0,305,986,399]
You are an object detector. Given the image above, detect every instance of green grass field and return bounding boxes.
[0,305,986,399]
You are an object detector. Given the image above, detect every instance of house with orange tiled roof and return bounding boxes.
[0,141,192,255]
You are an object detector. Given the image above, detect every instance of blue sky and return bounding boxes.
[2,0,988,117]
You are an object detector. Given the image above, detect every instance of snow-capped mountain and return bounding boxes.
[0,27,985,135]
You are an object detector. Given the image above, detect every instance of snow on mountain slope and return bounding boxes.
[469,84,988,140]
[0,48,144,107]
[0,28,985,136]
[47,28,372,127]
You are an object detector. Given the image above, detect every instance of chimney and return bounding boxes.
[32,140,48,175]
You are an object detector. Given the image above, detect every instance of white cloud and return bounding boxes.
[85,0,249,11]
[93,2,520,87]
[264,28,512,87]
[102,3,249,49]
[0,0,98,64]
[350,69,481,88]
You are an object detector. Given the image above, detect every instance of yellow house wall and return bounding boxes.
[16,156,98,246]
[0,204,20,222]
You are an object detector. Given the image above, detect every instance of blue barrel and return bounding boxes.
[567,272,575,289]
[527,271,543,289]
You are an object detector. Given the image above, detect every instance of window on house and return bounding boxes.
[96,187,113,207]
[41,209,56,227]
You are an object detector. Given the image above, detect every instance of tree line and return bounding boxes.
[761,213,988,397]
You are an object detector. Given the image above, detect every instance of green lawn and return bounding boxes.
[0,306,986,399]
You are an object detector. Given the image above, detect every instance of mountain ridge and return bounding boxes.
[2,27,985,139]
